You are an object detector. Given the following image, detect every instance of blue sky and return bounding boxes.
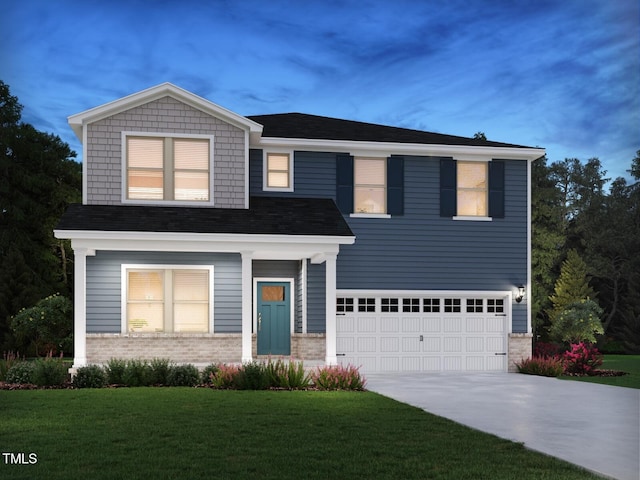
[2,0,638,182]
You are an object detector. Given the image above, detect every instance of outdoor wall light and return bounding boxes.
[515,285,525,303]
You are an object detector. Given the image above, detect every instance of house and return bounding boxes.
[55,83,544,374]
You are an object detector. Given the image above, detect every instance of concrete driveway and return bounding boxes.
[366,373,639,480]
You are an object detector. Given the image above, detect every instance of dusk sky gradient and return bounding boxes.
[2,0,638,182]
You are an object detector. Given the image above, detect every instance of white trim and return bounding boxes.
[526,157,532,334]
[350,213,392,219]
[262,149,294,192]
[337,289,513,298]
[120,131,215,206]
[253,277,296,337]
[121,264,214,334]
[300,259,307,334]
[452,216,493,222]
[68,82,263,141]
[254,137,545,162]
[324,254,338,365]
[241,252,254,363]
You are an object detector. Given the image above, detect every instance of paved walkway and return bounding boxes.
[366,373,639,480]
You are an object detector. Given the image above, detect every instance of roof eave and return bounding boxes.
[254,137,545,161]
[68,83,263,142]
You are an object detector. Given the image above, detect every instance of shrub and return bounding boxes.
[236,362,270,390]
[122,359,153,387]
[73,365,107,388]
[0,351,23,381]
[149,358,173,385]
[533,342,562,359]
[516,357,564,377]
[105,358,127,385]
[5,361,36,384]
[32,354,68,386]
[10,294,73,356]
[200,364,219,384]
[312,364,366,390]
[550,299,604,344]
[167,364,200,387]
[209,364,240,389]
[563,342,603,375]
[265,358,311,390]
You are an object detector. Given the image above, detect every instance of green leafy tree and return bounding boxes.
[549,299,604,344]
[0,80,81,350]
[11,294,73,356]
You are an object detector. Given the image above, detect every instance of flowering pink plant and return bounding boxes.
[562,342,603,375]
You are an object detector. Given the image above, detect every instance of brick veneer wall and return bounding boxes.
[508,333,533,372]
[86,333,326,365]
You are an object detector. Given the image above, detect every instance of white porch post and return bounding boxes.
[324,253,338,365]
[72,247,93,368]
[241,251,254,363]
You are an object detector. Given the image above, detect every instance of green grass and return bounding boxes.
[562,354,640,389]
[0,389,600,480]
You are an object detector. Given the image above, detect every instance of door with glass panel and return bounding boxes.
[256,282,291,355]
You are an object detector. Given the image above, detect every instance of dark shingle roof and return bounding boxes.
[56,196,353,237]
[247,113,530,148]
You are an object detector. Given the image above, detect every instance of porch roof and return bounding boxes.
[56,196,354,238]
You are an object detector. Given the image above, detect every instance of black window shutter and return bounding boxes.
[440,158,457,217]
[488,160,505,218]
[336,153,354,214]
[387,155,404,215]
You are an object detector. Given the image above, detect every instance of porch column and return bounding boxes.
[241,251,253,363]
[324,253,338,365]
[72,247,94,368]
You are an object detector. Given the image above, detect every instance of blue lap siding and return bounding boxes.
[250,149,529,333]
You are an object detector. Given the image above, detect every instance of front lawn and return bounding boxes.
[0,389,600,480]
[562,354,640,389]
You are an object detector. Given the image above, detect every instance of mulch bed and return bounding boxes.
[564,369,628,377]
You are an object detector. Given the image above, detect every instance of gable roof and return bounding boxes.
[68,83,263,141]
[248,113,530,149]
[55,196,354,238]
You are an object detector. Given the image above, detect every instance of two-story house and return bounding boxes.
[55,83,544,374]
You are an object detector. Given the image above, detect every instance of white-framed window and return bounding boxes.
[354,157,386,214]
[122,265,213,333]
[123,132,213,204]
[263,150,293,192]
[457,161,488,217]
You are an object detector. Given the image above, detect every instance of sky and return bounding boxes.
[2,0,639,183]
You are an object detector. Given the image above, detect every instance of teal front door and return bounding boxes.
[257,282,291,355]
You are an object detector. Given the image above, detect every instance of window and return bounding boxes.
[381,298,399,312]
[487,299,505,313]
[264,152,293,191]
[457,162,487,216]
[337,297,354,313]
[354,158,386,213]
[466,298,484,313]
[423,298,440,313]
[124,266,212,333]
[358,298,376,312]
[444,298,461,313]
[126,135,210,202]
[402,298,420,312]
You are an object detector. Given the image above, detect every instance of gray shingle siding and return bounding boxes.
[86,251,241,333]
[86,96,246,208]
[250,151,529,333]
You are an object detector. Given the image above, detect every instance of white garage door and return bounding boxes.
[336,292,509,373]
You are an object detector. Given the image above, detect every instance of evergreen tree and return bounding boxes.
[547,249,597,326]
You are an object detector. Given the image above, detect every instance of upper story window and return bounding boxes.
[440,159,505,219]
[125,134,211,203]
[457,161,488,216]
[263,151,293,192]
[336,154,403,217]
[354,158,386,214]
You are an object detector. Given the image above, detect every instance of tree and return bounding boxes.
[547,249,597,326]
[549,299,604,344]
[0,80,81,350]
